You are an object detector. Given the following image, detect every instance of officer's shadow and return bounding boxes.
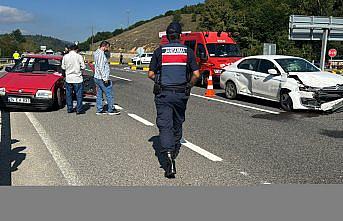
[148,136,169,172]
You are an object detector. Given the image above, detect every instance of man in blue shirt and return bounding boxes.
[94,41,120,115]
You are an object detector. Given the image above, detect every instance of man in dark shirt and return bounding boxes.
[148,22,200,178]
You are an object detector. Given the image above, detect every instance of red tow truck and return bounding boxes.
[160,31,242,86]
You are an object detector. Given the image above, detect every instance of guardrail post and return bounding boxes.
[0,110,12,186]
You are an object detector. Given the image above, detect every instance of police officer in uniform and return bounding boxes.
[148,22,200,178]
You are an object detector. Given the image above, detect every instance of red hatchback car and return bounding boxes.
[0,54,96,110]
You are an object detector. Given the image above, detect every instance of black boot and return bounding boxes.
[165,151,176,178]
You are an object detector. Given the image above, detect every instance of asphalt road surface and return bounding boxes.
[3,66,343,186]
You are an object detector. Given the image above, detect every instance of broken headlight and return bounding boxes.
[299,85,320,92]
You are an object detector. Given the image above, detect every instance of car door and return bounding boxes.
[235,59,259,95]
[253,59,282,101]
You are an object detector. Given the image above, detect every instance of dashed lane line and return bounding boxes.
[114,105,123,110]
[128,113,155,126]
[125,113,224,162]
[25,112,83,186]
[190,93,281,115]
[110,75,133,82]
[181,138,223,162]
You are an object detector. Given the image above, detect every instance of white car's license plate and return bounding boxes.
[8,97,31,104]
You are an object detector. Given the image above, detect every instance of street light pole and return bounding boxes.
[91,25,94,51]
[320,29,329,71]
[127,10,130,27]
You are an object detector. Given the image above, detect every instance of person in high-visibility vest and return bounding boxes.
[12,51,20,65]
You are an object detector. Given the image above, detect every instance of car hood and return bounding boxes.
[288,71,343,88]
[0,72,61,91]
[210,57,242,69]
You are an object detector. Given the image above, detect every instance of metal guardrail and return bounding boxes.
[0,58,14,64]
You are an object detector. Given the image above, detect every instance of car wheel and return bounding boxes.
[280,92,293,111]
[53,87,64,110]
[225,81,237,99]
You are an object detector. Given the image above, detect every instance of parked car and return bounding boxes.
[220,55,343,112]
[140,53,153,64]
[131,53,153,65]
[0,54,96,110]
[131,54,140,64]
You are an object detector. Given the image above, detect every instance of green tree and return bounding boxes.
[173,13,182,22]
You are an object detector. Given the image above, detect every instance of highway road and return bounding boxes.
[3,66,343,186]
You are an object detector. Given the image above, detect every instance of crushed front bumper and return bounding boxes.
[290,87,343,112]
[320,98,343,112]
[315,87,343,112]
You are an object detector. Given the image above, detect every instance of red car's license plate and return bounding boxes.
[8,97,31,104]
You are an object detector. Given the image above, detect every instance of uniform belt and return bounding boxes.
[161,87,186,93]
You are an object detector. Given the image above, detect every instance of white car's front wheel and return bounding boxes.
[280,92,293,111]
[225,81,237,99]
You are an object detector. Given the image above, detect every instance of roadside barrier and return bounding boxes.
[205,72,216,97]
[129,65,149,71]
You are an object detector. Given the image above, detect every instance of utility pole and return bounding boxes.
[91,25,94,51]
[126,10,130,27]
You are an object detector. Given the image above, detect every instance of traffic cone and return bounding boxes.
[205,72,216,97]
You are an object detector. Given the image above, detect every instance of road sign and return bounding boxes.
[40,46,47,51]
[289,15,343,41]
[328,49,337,58]
[263,43,276,55]
[289,15,343,70]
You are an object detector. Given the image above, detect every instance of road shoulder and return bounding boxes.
[11,112,68,186]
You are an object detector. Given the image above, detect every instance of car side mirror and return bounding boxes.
[200,52,208,61]
[268,69,278,75]
[5,66,12,72]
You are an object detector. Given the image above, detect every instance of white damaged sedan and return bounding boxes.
[220,55,343,112]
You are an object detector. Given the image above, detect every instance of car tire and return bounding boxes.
[225,81,237,99]
[53,87,64,110]
[280,92,293,111]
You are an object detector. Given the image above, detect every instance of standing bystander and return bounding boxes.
[61,44,86,115]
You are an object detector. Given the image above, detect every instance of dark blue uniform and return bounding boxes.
[149,40,199,154]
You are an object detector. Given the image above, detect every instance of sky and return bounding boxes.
[0,0,204,42]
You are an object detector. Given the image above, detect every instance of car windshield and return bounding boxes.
[10,57,62,73]
[275,58,320,73]
[206,43,241,57]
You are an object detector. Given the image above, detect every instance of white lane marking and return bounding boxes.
[263,182,272,185]
[88,100,124,111]
[110,75,132,82]
[25,112,83,186]
[181,138,223,162]
[240,171,249,176]
[114,105,123,110]
[190,93,280,115]
[128,113,154,126]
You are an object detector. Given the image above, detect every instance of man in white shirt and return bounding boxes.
[61,44,86,114]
